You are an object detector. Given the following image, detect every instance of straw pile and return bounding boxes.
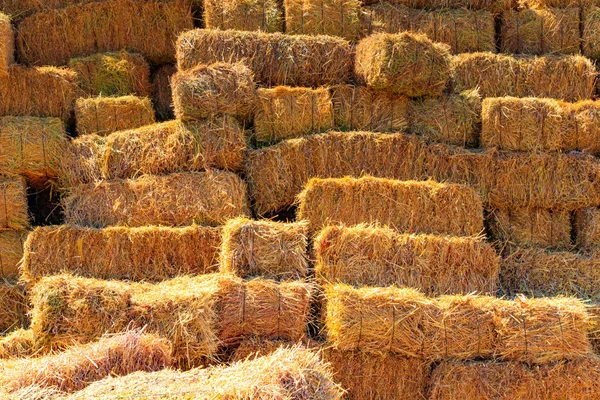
[331,85,409,132]
[0,282,27,333]
[171,62,256,122]
[151,65,176,120]
[285,0,363,41]
[583,7,600,60]
[21,225,222,284]
[297,176,484,236]
[254,86,333,144]
[75,96,155,136]
[0,230,25,279]
[315,224,498,294]
[204,0,283,32]
[0,175,29,231]
[355,32,452,97]
[0,329,37,359]
[575,208,600,252]
[0,66,79,120]
[220,218,308,280]
[17,0,194,66]
[0,13,12,76]
[176,29,353,87]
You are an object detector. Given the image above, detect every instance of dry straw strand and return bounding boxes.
[575,207,600,252]
[0,282,27,333]
[0,175,29,231]
[0,229,26,279]
[285,0,363,41]
[0,12,13,76]
[0,329,38,360]
[75,96,155,136]
[204,0,283,33]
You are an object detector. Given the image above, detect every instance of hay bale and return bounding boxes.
[583,7,600,60]
[219,218,309,280]
[315,224,499,294]
[204,0,283,32]
[360,3,415,37]
[0,66,79,120]
[75,96,155,136]
[0,13,12,76]
[285,0,362,41]
[408,89,482,148]
[171,62,256,123]
[21,225,222,284]
[297,176,484,236]
[254,86,333,144]
[0,282,27,333]
[0,329,38,359]
[16,0,194,66]
[569,100,600,155]
[0,230,25,279]
[176,29,353,87]
[151,64,176,121]
[361,0,514,12]
[0,175,28,231]
[62,171,250,227]
[575,208,600,252]
[355,32,452,97]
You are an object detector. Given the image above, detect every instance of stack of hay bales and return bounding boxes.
[285,0,363,41]
[75,96,155,136]
[0,12,12,75]
[204,0,283,33]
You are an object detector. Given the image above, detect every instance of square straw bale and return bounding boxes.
[0,13,12,76]
[583,7,600,60]
[228,337,320,362]
[0,175,28,231]
[219,218,309,280]
[360,3,415,37]
[0,230,25,280]
[16,0,194,66]
[176,29,353,87]
[285,0,363,41]
[204,0,283,33]
[362,0,514,12]
[0,282,26,333]
[570,100,600,155]
[575,207,600,252]
[75,96,156,136]
[355,32,452,97]
[254,86,333,144]
[151,64,176,121]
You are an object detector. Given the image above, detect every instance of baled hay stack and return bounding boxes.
[228,337,319,362]
[204,0,283,33]
[176,29,353,87]
[0,175,28,231]
[570,100,600,155]
[575,208,600,252]
[297,176,484,236]
[0,66,79,120]
[331,85,409,132]
[583,7,600,60]
[0,230,25,279]
[220,218,308,280]
[63,171,250,227]
[408,89,482,148]
[254,86,333,144]
[315,224,499,294]
[0,282,27,333]
[171,62,256,123]
[360,3,414,36]
[17,0,194,66]
[69,52,150,97]
[151,64,176,120]
[285,0,362,41]
[75,96,155,136]
[361,0,514,12]
[69,347,343,399]
[0,329,37,359]
[21,225,222,284]
[0,13,12,76]
[355,32,452,97]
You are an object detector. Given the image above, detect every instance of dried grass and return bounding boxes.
[361,0,514,12]
[0,329,38,359]
[151,64,176,121]
[285,0,363,41]
[575,208,600,252]
[0,175,29,231]
[0,281,27,333]
[204,0,283,33]
[0,13,12,76]
[228,336,318,362]
[75,96,155,136]
[0,229,25,279]
[583,7,600,60]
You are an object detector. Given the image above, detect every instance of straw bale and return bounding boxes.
[285,0,362,41]
[176,29,353,87]
[62,171,251,227]
[355,32,452,97]
[0,230,25,279]
[229,337,294,361]
[16,0,194,66]
[569,100,600,155]
[75,96,155,136]
[254,86,333,144]
[0,13,12,76]
[408,89,482,147]
[0,329,38,359]
[0,66,79,120]
[315,225,498,293]
[501,8,580,55]
[21,225,222,284]
[331,85,409,132]
[204,0,283,33]
[361,0,514,12]
[360,3,415,36]
[297,176,484,236]
[220,218,309,280]
[0,175,28,231]
[0,282,26,333]
[575,207,600,252]
[171,62,256,122]
[583,7,600,60]
[151,64,176,121]
[68,346,344,399]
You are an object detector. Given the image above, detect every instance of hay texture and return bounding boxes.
[285,0,362,41]
[0,282,26,333]
[17,0,194,66]
[355,32,452,97]
[315,224,498,294]
[220,218,308,280]
[0,230,25,279]
[171,62,256,122]
[0,13,12,76]
[583,7,600,60]
[361,0,513,12]
[254,86,333,144]
[0,175,28,231]
[176,29,353,87]
[204,0,283,33]
[575,208,600,252]
[0,329,37,359]
[75,96,155,136]
[297,176,484,236]
[151,65,176,120]
[21,225,222,284]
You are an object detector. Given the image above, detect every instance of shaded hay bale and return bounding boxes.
[570,100,600,155]
[575,207,600,252]
[519,0,591,8]
[219,218,308,280]
[204,0,283,33]
[151,64,176,120]
[0,12,12,75]
[285,0,363,41]
[0,175,28,231]
[21,225,222,284]
[0,282,27,333]
[315,224,499,294]
[176,28,353,87]
[0,229,25,279]
[583,7,600,60]
[75,96,155,136]
[361,0,514,13]
[0,0,205,16]
[0,329,38,359]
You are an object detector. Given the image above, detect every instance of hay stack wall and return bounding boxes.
[0,230,25,280]
[0,176,29,231]
[151,65,176,120]
[575,207,600,252]
[75,96,156,136]
[0,13,12,76]
[285,0,363,41]
[204,0,283,33]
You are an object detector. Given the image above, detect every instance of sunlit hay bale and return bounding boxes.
[331,85,409,132]
[0,13,13,76]
[408,89,481,148]
[0,282,26,333]
[204,0,283,33]
[219,218,309,280]
[0,331,171,394]
[151,64,176,121]
[501,8,580,55]
[0,66,79,120]
[575,208,600,252]
[0,176,28,231]
[254,86,333,144]
[285,0,362,41]
[297,176,484,236]
[355,32,452,97]
[75,96,155,137]
[16,0,194,66]
[569,100,600,155]
[21,225,222,284]
[360,3,414,37]
[62,171,251,227]
[176,29,353,87]
[362,0,514,11]
[0,230,25,279]
[68,346,344,399]
[314,225,499,295]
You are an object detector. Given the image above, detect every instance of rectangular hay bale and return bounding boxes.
[575,207,600,252]
[75,96,156,136]
[284,0,363,41]
[0,176,28,231]
[0,12,12,75]
[361,0,514,13]
[581,6,600,61]
[204,0,283,33]
[0,282,26,333]
[0,230,25,280]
